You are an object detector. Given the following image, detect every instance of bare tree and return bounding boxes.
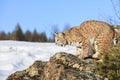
[110,0,120,20]
[100,0,120,25]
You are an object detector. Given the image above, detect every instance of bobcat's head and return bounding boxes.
[54,32,67,46]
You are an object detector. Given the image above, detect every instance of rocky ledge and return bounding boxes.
[7,52,105,80]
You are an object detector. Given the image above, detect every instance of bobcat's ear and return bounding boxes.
[62,32,65,36]
[54,32,58,36]
[59,32,65,37]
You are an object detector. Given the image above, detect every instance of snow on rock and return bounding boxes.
[0,40,75,80]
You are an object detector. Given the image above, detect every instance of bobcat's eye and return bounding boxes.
[57,39,60,42]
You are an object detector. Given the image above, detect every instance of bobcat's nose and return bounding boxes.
[61,44,65,47]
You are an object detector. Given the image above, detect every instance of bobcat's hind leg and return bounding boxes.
[92,41,100,59]
[92,34,112,59]
[91,45,102,60]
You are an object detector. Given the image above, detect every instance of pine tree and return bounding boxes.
[12,24,25,41]
[32,29,39,42]
[0,32,6,40]
[25,30,32,41]
[94,43,120,80]
[39,32,47,42]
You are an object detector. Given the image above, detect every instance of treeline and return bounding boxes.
[0,23,70,42]
[0,24,54,42]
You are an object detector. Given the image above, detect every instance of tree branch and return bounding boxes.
[110,0,120,20]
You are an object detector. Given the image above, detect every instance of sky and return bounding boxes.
[0,0,119,37]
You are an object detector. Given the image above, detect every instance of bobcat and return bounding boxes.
[54,20,117,59]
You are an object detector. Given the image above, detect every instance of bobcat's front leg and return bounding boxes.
[75,47,83,56]
[76,47,90,59]
[79,41,96,59]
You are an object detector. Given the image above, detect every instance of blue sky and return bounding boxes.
[0,0,119,37]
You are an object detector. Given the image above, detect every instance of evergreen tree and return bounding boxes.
[6,32,11,40]
[39,32,47,42]
[0,31,6,40]
[32,29,39,42]
[25,30,32,41]
[94,43,120,80]
[13,24,25,41]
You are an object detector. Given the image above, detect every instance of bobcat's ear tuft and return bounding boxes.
[55,32,57,34]
[62,32,65,36]
[54,32,58,36]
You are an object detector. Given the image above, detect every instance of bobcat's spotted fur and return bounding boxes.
[54,20,117,59]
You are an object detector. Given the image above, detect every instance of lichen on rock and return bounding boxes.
[7,52,105,80]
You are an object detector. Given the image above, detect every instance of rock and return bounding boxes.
[7,52,105,80]
[26,60,46,77]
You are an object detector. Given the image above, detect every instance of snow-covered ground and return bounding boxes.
[0,40,75,80]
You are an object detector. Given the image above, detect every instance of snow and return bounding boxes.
[0,40,76,80]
